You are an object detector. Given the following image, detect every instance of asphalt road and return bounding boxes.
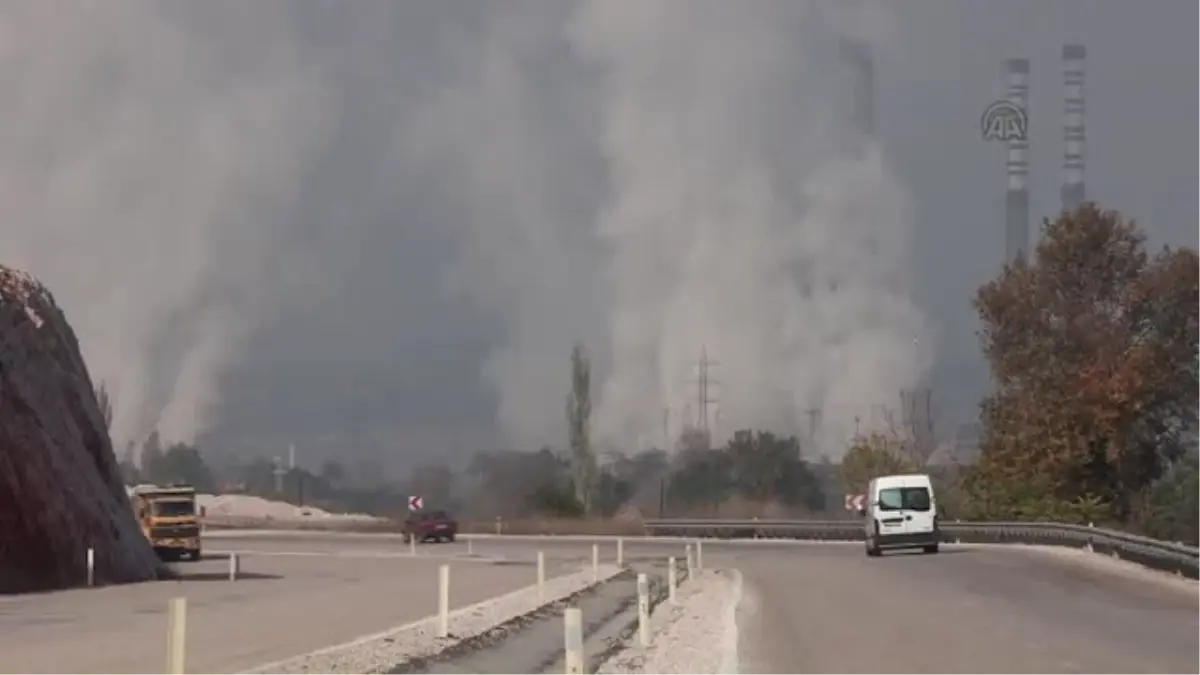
[2,532,1194,674]
[0,535,580,674]
[207,533,1200,672]
[729,543,1199,674]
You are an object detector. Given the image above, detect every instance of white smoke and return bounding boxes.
[0,3,335,446]
[569,0,932,455]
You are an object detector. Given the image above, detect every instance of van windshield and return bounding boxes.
[877,487,931,512]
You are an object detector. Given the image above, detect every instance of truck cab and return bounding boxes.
[129,484,202,561]
[860,473,939,557]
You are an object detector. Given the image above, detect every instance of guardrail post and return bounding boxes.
[637,573,650,647]
[495,516,502,535]
[591,543,599,582]
[564,607,584,674]
[617,538,624,566]
[228,553,239,581]
[1085,522,1094,553]
[696,540,704,570]
[410,534,417,557]
[467,538,473,555]
[685,544,694,576]
[537,551,546,601]
[438,564,450,638]
[166,597,187,674]
[86,547,95,587]
[668,556,677,604]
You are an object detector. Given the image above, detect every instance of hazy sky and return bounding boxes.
[1,0,1195,471]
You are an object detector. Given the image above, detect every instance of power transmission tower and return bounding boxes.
[696,345,720,433]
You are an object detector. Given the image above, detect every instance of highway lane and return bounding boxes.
[0,540,581,674]
[731,543,1199,674]
[242,533,1197,673]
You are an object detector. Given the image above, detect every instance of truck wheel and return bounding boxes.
[188,549,203,562]
[923,544,939,554]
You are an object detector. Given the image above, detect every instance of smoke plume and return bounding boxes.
[0,3,334,446]
[572,0,932,455]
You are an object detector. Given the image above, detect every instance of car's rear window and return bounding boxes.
[877,487,931,511]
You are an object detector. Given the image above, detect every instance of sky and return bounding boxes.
[1,0,1195,474]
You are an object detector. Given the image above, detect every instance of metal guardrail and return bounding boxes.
[642,518,1199,579]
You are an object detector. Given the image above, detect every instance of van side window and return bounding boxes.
[877,487,931,511]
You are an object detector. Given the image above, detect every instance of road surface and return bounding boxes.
[728,543,1198,673]
[207,533,1200,672]
[0,536,579,674]
[1,532,1194,674]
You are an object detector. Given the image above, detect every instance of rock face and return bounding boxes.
[0,265,161,593]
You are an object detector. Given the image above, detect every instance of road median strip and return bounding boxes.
[247,563,624,674]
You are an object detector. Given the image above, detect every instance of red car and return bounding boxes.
[402,510,458,543]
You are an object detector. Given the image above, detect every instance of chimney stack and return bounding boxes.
[1004,58,1030,262]
[1061,44,1086,211]
[839,36,874,139]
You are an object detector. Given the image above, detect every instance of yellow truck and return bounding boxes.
[129,484,202,561]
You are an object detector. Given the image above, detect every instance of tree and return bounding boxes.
[143,442,216,494]
[970,203,1198,521]
[566,342,597,514]
[94,381,113,433]
[840,433,919,494]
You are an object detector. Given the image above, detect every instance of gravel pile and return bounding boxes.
[197,493,380,522]
[248,563,625,674]
[597,569,742,675]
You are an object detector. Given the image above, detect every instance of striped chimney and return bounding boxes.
[1061,45,1086,211]
[1004,58,1030,262]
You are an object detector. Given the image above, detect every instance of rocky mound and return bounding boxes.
[0,266,161,593]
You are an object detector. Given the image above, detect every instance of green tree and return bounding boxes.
[970,203,1198,520]
[839,432,919,495]
[94,381,113,433]
[144,442,216,493]
[566,342,597,514]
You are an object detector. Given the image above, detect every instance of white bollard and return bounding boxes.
[86,547,95,587]
[537,551,546,601]
[166,597,187,674]
[438,565,451,638]
[685,544,694,577]
[495,516,503,535]
[467,538,474,555]
[668,556,677,604]
[591,543,599,582]
[617,538,624,566]
[410,534,417,557]
[637,573,650,647]
[696,540,704,570]
[564,607,584,674]
[228,553,239,582]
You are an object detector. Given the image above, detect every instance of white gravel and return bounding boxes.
[249,563,625,674]
[597,569,743,675]
[197,493,381,522]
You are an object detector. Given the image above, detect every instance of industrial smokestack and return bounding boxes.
[839,36,874,139]
[1061,44,1086,211]
[1004,58,1030,262]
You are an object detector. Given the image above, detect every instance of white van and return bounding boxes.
[858,473,939,557]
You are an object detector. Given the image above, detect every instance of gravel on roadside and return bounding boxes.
[249,563,624,674]
[596,568,741,675]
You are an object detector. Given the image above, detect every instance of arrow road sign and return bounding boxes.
[843,494,866,511]
[408,495,424,511]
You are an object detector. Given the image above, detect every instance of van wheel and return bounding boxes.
[865,537,881,557]
[923,544,939,554]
